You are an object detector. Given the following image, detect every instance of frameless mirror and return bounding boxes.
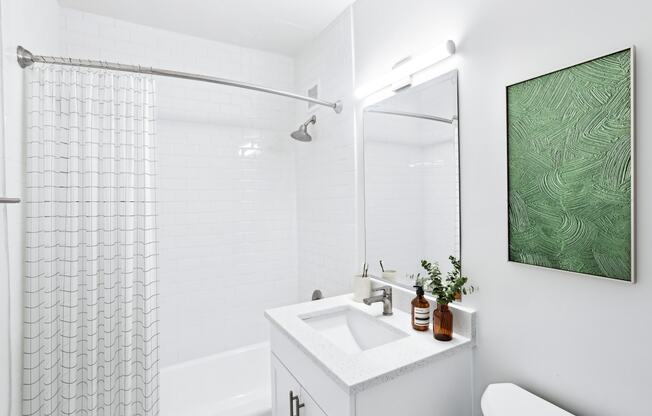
[363,70,460,289]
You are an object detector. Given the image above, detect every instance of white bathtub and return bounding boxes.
[161,342,271,416]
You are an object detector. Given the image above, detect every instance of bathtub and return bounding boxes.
[161,342,271,416]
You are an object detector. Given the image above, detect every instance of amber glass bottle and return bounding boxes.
[411,286,430,331]
[433,303,453,341]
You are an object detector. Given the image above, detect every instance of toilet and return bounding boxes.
[481,383,574,415]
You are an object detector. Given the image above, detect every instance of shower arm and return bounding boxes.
[302,115,317,127]
[16,46,343,114]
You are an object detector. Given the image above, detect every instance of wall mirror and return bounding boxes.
[362,70,460,289]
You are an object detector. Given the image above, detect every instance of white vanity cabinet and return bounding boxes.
[267,295,476,416]
[271,355,326,416]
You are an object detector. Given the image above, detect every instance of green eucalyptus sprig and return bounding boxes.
[419,256,475,305]
[447,256,475,295]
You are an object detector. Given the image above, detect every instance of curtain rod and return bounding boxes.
[17,46,343,113]
[364,107,455,124]
[0,197,20,204]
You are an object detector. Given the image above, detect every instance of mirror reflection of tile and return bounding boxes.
[363,70,461,289]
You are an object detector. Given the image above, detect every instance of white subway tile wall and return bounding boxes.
[293,8,357,300]
[423,140,460,271]
[364,138,459,280]
[364,141,426,277]
[362,72,460,280]
[59,8,299,366]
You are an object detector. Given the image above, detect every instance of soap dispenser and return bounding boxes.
[411,285,430,331]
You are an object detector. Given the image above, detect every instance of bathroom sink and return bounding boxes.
[266,294,475,391]
[301,306,408,354]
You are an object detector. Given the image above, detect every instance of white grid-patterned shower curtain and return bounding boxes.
[23,65,159,416]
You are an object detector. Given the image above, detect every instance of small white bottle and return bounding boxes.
[353,275,371,302]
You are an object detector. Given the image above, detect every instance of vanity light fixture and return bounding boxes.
[355,40,456,100]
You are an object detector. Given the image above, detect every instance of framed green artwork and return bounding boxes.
[507,48,634,282]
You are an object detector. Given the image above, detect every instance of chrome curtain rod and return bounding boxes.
[0,197,20,204]
[365,107,455,124]
[17,46,343,113]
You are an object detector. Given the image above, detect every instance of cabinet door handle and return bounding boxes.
[294,396,305,416]
[289,390,305,416]
[289,391,295,416]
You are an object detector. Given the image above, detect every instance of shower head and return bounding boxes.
[291,115,316,142]
[290,126,311,142]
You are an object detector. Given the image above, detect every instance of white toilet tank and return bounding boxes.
[481,383,574,416]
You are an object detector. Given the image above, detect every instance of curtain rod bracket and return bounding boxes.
[17,46,34,68]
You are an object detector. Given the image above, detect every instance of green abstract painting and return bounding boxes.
[507,49,633,281]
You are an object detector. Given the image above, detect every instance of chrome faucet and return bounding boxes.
[363,285,393,316]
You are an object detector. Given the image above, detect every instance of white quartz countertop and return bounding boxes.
[264,294,473,393]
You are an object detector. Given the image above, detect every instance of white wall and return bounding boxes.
[57,8,300,366]
[353,0,652,415]
[0,1,61,415]
[293,8,358,300]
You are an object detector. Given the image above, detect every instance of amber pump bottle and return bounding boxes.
[411,285,430,331]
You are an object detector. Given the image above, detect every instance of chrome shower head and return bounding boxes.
[291,115,316,142]
[291,125,311,142]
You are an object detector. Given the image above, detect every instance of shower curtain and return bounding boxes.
[23,66,159,416]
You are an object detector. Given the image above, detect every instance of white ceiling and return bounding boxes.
[58,0,356,56]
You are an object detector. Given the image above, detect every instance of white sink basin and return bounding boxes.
[301,306,408,354]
